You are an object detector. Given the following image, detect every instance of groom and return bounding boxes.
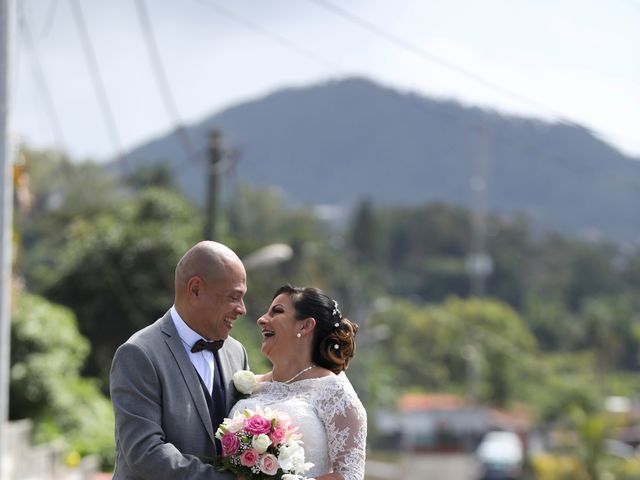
[110,241,249,479]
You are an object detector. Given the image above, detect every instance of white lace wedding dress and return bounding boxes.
[231,372,367,480]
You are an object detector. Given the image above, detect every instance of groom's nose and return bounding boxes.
[235,299,246,316]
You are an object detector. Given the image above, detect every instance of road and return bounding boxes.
[366,453,480,480]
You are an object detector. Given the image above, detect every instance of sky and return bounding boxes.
[12,0,640,161]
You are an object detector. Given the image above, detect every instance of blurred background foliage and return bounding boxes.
[10,145,640,473]
[10,291,114,465]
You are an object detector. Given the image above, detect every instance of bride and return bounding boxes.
[231,284,367,480]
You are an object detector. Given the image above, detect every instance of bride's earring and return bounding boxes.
[296,333,302,338]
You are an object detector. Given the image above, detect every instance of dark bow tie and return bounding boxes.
[191,339,224,353]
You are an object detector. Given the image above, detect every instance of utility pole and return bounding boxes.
[467,119,493,297]
[204,129,222,240]
[0,0,15,475]
[463,119,493,404]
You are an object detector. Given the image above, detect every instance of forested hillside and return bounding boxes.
[120,77,640,241]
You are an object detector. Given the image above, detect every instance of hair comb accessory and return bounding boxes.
[332,300,341,318]
[334,344,339,350]
[334,322,340,328]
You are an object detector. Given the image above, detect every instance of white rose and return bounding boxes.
[233,370,258,394]
[251,433,272,453]
[279,442,313,474]
[277,444,297,472]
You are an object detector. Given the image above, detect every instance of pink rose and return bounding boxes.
[239,448,259,467]
[269,426,286,446]
[244,414,272,436]
[258,453,279,475]
[220,432,239,456]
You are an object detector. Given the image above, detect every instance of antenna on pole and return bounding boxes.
[204,129,222,240]
[466,119,493,297]
[464,118,493,404]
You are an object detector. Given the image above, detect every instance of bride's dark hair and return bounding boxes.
[273,284,358,374]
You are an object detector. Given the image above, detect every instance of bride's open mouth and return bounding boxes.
[261,329,275,340]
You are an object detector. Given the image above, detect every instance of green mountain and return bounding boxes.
[119,77,640,241]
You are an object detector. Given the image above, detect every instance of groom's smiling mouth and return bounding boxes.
[224,317,234,329]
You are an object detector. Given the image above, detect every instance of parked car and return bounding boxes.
[475,430,524,480]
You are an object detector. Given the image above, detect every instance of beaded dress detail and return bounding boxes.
[231,372,367,480]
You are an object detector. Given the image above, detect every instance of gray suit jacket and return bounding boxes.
[110,311,248,479]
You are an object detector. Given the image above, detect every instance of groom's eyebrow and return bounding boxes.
[229,287,246,297]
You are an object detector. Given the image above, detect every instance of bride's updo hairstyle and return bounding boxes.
[273,284,359,374]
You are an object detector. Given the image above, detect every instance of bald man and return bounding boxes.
[110,241,248,479]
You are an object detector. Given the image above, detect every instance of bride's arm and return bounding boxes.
[316,377,367,480]
[313,473,343,480]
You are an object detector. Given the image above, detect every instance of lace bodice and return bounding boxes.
[231,372,367,480]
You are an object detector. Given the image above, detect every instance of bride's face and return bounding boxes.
[257,293,301,361]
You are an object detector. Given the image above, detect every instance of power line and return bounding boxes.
[17,4,66,150]
[133,0,202,165]
[134,0,245,185]
[40,0,59,39]
[194,0,342,71]
[68,0,126,164]
[16,5,139,330]
[308,0,591,131]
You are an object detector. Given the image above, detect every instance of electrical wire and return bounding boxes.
[68,0,126,165]
[195,0,635,156]
[133,0,202,165]
[18,4,67,150]
[40,0,59,39]
[193,0,343,71]
[308,0,592,131]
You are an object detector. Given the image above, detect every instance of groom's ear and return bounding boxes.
[186,276,203,300]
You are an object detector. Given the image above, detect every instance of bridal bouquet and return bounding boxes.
[215,406,314,480]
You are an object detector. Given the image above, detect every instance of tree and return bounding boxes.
[576,295,640,371]
[348,197,380,265]
[379,203,472,301]
[11,291,114,466]
[15,147,124,292]
[523,294,574,351]
[485,214,534,309]
[42,187,201,387]
[369,296,538,407]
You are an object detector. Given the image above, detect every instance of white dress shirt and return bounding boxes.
[170,305,216,394]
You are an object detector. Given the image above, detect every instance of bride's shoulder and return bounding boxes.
[318,371,358,395]
[313,366,335,379]
[312,370,349,390]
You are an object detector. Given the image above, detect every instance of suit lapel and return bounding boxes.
[160,314,215,441]
[217,347,236,414]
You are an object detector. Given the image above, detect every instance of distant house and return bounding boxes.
[375,393,531,453]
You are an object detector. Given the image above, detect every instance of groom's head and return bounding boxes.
[174,241,247,340]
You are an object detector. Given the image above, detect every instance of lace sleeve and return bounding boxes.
[315,374,367,480]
